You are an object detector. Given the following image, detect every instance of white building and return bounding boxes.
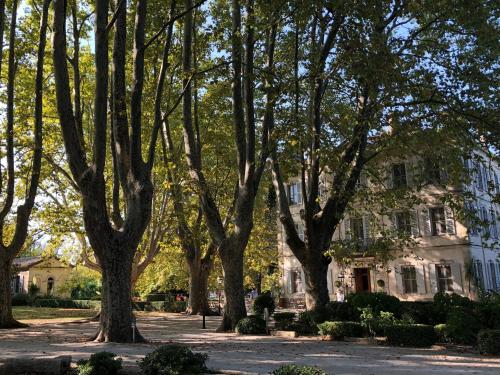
[279,152,500,307]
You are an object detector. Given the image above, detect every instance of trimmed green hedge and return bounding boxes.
[434,324,448,343]
[385,324,437,347]
[235,315,267,334]
[317,321,365,340]
[273,312,296,330]
[32,298,100,309]
[150,301,187,313]
[477,329,500,355]
[138,344,208,375]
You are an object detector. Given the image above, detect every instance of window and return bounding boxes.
[436,265,453,292]
[489,261,497,290]
[480,206,490,236]
[473,260,485,289]
[430,207,447,236]
[392,163,407,188]
[290,270,302,294]
[350,217,365,241]
[490,211,498,239]
[47,277,54,296]
[295,223,305,241]
[476,163,484,190]
[395,211,412,235]
[287,182,302,205]
[401,266,418,294]
[425,158,444,184]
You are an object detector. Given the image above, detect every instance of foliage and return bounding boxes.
[28,283,40,298]
[11,294,30,306]
[235,316,267,335]
[346,293,401,319]
[317,321,365,340]
[253,292,276,315]
[477,330,500,355]
[150,301,187,313]
[400,302,436,325]
[385,325,437,347]
[445,307,480,345]
[77,352,122,375]
[359,308,397,337]
[432,292,474,323]
[434,324,448,343]
[137,344,208,375]
[273,312,296,330]
[475,293,500,329]
[59,267,101,300]
[271,364,329,375]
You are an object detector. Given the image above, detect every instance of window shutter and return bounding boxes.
[429,264,438,293]
[405,162,413,187]
[391,212,397,231]
[344,218,351,240]
[386,166,394,190]
[444,206,456,235]
[410,209,420,237]
[363,215,371,243]
[450,263,463,293]
[421,208,431,236]
[395,266,404,294]
[297,183,302,204]
[360,172,368,188]
[416,265,426,294]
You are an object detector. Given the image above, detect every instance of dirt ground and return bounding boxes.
[0,312,499,374]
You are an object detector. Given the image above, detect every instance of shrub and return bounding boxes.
[77,352,122,375]
[72,300,101,309]
[385,324,437,347]
[273,312,296,330]
[340,321,365,337]
[434,324,448,343]
[477,329,500,355]
[400,301,435,325]
[235,315,267,334]
[445,307,480,344]
[253,292,276,315]
[271,364,329,375]
[323,301,355,321]
[138,344,208,375]
[11,293,30,306]
[317,321,346,340]
[475,294,500,329]
[346,292,401,319]
[359,307,396,336]
[433,292,474,323]
[150,300,187,313]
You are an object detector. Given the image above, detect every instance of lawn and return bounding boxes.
[12,306,97,321]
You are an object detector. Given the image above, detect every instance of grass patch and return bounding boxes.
[13,306,97,321]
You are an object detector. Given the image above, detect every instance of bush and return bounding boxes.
[235,315,267,334]
[323,301,355,321]
[346,292,401,319]
[72,300,101,309]
[253,292,276,315]
[445,307,480,344]
[11,293,30,306]
[340,321,365,337]
[150,300,187,313]
[434,324,448,343]
[271,364,329,375]
[138,344,208,375]
[477,329,500,355]
[385,324,437,347]
[400,301,435,325]
[34,298,75,308]
[475,294,500,329]
[317,321,346,340]
[433,292,474,323]
[359,307,396,336]
[273,312,296,330]
[77,352,122,375]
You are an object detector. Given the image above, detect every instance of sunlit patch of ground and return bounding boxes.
[12,306,97,322]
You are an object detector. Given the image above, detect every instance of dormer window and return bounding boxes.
[392,163,407,188]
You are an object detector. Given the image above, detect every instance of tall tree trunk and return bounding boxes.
[218,243,246,331]
[93,249,141,342]
[0,255,23,328]
[186,256,213,315]
[303,253,331,310]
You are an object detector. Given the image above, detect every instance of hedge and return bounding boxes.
[477,329,500,355]
[150,301,187,313]
[273,312,296,330]
[385,324,437,347]
[235,315,267,335]
[317,321,365,340]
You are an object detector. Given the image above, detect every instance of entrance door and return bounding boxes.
[354,268,371,293]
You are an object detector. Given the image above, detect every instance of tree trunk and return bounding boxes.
[217,244,246,331]
[93,251,142,342]
[303,253,331,310]
[0,255,24,328]
[187,257,213,315]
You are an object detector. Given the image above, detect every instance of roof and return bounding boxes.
[12,256,71,271]
[12,256,44,270]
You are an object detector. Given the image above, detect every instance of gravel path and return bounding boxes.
[0,313,499,374]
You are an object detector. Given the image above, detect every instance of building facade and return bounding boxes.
[279,153,500,307]
[11,256,73,297]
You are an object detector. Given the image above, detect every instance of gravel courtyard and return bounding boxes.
[0,313,499,374]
